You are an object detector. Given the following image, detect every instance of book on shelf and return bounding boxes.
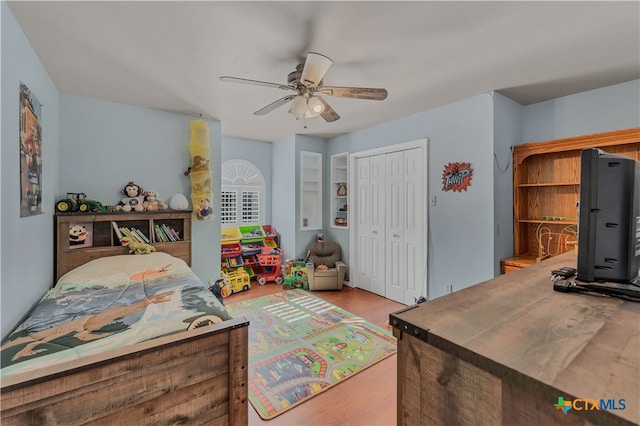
[160,223,175,242]
[163,224,180,241]
[133,227,150,243]
[120,227,146,244]
[119,227,135,243]
[111,221,123,241]
[169,227,180,241]
[154,224,168,242]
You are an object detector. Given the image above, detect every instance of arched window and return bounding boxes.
[221,160,266,225]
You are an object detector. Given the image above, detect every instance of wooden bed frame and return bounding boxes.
[1,212,249,425]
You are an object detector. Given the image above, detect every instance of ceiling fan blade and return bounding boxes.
[220,76,294,91]
[317,97,340,122]
[300,52,333,88]
[254,95,297,115]
[319,86,388,100]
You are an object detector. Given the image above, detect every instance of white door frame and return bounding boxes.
[348,138,429,301]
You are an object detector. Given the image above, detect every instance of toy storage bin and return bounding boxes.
[221,242,242,258]
[241,241,264,256]
[221,255,243,269]
[239,225,266,242]
[221,227,242,243]
[243,266,255,279]
[264,239,278,248]
[262,224,278,239]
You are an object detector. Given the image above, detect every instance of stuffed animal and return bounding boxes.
[116,182,145,212]
[143,189,167,211]
[120,236,156,254]
[69,224,88,246]
[197,198,213,219]
[208,278,231,305]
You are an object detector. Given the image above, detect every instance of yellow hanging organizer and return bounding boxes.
[189,118,214,221]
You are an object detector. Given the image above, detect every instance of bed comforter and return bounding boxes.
[1,252,231,378]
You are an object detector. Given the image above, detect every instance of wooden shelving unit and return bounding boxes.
[55,210,191,281]
[300,151,322,230]
[331,152,349,228]
[503,127,640,274]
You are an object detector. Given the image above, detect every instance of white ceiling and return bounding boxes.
[8,1,640,143]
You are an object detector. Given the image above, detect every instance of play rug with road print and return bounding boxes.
[226,289,397,420]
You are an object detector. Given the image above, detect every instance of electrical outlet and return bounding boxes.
[446,284,453,294]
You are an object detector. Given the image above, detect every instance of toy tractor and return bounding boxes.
[56,192,108,213]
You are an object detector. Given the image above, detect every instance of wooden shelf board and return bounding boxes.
[518,219,577,225]
[518,182,578,187]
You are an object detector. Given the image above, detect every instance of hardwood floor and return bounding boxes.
[225,283,406,426]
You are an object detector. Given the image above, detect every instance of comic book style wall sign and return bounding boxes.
[19,82,44,217]
[442,162,473,192]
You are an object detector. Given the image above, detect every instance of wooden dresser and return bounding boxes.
[390,252,639,426]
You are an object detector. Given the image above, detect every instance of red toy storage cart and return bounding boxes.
[256,248,283,285]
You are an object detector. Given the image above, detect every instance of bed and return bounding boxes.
[1,250,249,425]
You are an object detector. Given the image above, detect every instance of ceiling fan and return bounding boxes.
[220,52,388,125]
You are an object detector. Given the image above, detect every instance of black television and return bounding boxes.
[577,148,640,284]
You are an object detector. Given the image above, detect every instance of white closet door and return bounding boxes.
[351,139,427,303]
[369,154,387,296]
[402,147,425,304]
[385,151,405,303]
[355,156,371,291]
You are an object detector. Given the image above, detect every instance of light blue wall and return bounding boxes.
[221,135,273,224]
[523,80,640,142]
[271,135,296,259]
[329,94,496,299]
[492,92,523,275]
[59,95,222,284]
[1,2,61,338]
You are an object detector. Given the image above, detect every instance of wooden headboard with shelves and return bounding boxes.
[55,211,192,281]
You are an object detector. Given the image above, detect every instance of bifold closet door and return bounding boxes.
[354,155,386,296]
[385,151,404,302]
[353,144,425,304]
[369,154,387,296]
[355,157,371,292]
[388,147,424,305]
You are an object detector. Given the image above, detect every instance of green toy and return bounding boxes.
[120,236,156,254]
[56,192,108,213]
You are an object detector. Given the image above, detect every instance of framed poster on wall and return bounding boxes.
[19,82,43,217]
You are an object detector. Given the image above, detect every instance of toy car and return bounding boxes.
[222,269,251,294]
[56,192,108,213]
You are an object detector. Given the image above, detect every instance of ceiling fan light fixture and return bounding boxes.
[307,96,324,115]
[221,51,386,125]
[289,95,307,119]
